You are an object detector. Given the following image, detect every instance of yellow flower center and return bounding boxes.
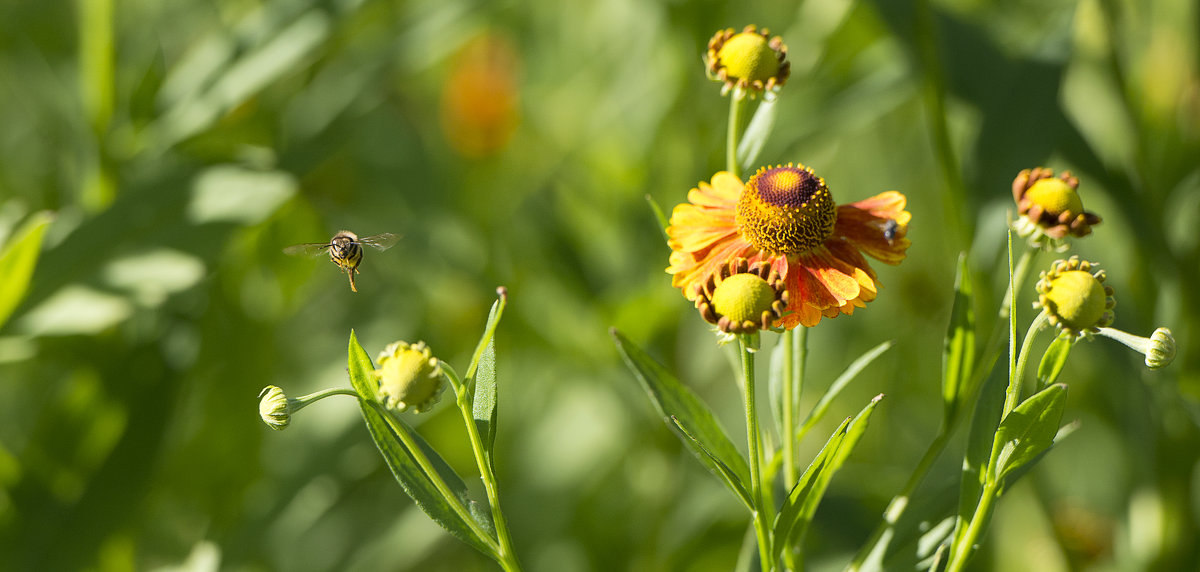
[736,165,837,256]
[1045,271,1106,331]
[1026,178,1083,215]
[711,273,776,324]
[377,342,442,412]
[717,32,780,83]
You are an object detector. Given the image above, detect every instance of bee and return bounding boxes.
[284,230,399,292]
[882,219,900,242]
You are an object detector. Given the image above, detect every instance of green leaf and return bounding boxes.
[646,194,670,242]
[1036,333,1072,389]
[346,331,495,556]
[798,341,892,436]
[468,290,507,462]
[737,97,777,172]
[989,383,1068,484]
[774,395,883,562]
[0,212,52,330]
[942,252,976,424]
[954,370,1005,546]
[611,329,751,495]
[670,417,753,510]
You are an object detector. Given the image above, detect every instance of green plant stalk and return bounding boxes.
[847,245,1036,569]
[446,368,523,572]
[727,93,749,178]
[781,327,808,488]
[1003,310,1049,419]
[964,247,1036,406]
[290,388,358,411]
[844,427,952,571]
[944,477,1002,572]
[367,400,504,560]
[78,0,116,212]
[741,337,774,571]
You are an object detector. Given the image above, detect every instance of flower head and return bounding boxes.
[693,258,789,334]
[375,341,444,413]
[667,165,910,328]
[1034,257,1115,339]
[705,26,790,97]
[1012,167,1102,246]
[258,385,293,430]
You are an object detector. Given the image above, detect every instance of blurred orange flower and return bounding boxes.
[440,34,521,157]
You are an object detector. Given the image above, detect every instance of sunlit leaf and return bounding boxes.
[738,97,777,172]
[989,383,1068,484]
[1036,333,1071,389]
[798,341,892,436]
[670,417,753,510]
[612,329,751,495]
[646,195,669,242]
[346,331,495,556]
[468,290,507,463]
[0,212,52,330]
[942,252,975,424]
[774,394,883,562]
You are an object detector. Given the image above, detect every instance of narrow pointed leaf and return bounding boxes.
[0,212,52,330]
[347,331,494,555]
[1036,333,1071,389]
[989,383,1068,483]
[799,341,892,433]
[768,337,786,442]
[942,252,975,424]
[774,395,884,562]
[646,194,670,241]
[612,329,751,489]
[468,291,507,461]
[738,97,777,171]
[671,417,753,509]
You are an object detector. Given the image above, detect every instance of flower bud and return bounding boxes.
[375,341,445,413]
[258,385,292,430]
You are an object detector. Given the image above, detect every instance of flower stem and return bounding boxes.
[444,368,523,572]
[844,427,952,572]
[740,337,774,571]
[727,93,749,178]
[781,327,807,488]
[289,387,358,412]
[1004,310,1048,419]
[944,478,1002,572]
[367,400,504,559]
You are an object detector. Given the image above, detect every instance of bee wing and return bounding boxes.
[283,242,332,257]
[359,233,400,251]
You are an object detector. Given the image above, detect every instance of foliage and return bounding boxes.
[1,0,1197,570]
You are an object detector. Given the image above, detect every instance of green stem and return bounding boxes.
[944,478,1002,572]
[368,400,504,559]
[781,328,806,488]
[443,368,523,572]
[289,388,358,412]
[965,247,1036,403]
[844,427,952,571]
[740,337,774,571]
[1003,310,1048,419]
[847,246,1038,571]
[727,93,748,178]
[78,0,116,212]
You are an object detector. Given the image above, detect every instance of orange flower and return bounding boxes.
[667,165,910,328]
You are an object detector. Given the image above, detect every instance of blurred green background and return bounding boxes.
[1,0,1197,570]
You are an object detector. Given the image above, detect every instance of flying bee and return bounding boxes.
[284,230,399,292]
